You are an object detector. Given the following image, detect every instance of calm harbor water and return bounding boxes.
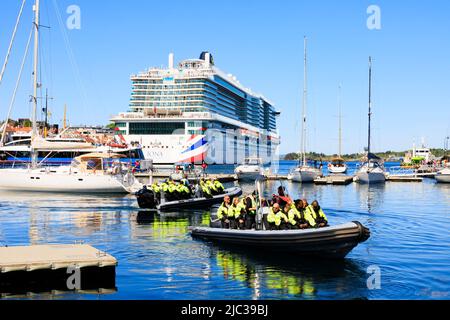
[0,161,449,300]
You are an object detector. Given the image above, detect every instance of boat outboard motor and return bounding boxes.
[135,186,157,209]
[209,204,222,228]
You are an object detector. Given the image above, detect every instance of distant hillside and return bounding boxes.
[283,149,447,161]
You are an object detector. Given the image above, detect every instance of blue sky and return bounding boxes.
[0,0,449,155]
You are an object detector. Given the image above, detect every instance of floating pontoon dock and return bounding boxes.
[135,172,437,185]
[314,175,354,185]
[387,175,424,182]
[0,244,117,294]
[135,172,237,183]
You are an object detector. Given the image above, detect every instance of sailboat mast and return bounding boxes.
[338,84,342,158]
[32,0,40,139]
[63,104,67,130]
[31,0,40,168]
[301,36,308,166]
[368,56,372,157]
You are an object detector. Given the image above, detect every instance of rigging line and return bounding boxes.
[45,0,54,112]
[39,23,51,100]
[38,29,43,120]
[52,0,88,111]
[0,0,27,88]
[1,27,34,146]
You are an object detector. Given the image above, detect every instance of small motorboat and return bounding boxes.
[328,158,348,174]
[190,221,370,259]
[234,157,266,181]
[136,186,242,211]
[435,167,450,183]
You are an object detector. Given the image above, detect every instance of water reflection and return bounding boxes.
[130,210,211,243]
[354,184,386,214]
[0,190,132,245]
[1,288,117,300]
[433,183,450,205]
[210,247,369,300]
[1,179,449,299]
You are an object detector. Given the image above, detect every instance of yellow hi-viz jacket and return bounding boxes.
[231,202,245,219]
[268,208,289,226]
[214,180,225,192]
[306,205,328,226]
[217,202,232,220]
[288,204,316,227]
[207,180,218,193]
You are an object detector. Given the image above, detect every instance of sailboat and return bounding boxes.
[288,37,322,183]
[0,0,141,193]
[356,57,386,184]
[328,85,348,174]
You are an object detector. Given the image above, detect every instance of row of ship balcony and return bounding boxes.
[112,111,214,120]
[131,69,215,80]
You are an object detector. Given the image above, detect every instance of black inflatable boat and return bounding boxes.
[190,221,370,259]
[136,186,242,211]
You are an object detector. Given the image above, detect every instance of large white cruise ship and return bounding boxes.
[110,52,280,165]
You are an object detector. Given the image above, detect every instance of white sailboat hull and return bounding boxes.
[356,169,386,184]
[0,168,134,193]
[288,167,321,183]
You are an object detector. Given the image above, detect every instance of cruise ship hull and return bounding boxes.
[124,132,278,165]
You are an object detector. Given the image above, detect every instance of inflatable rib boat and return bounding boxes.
[136,186,242,211]
[190,222,370,259]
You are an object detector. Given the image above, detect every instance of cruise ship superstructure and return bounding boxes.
[110,52,280,165]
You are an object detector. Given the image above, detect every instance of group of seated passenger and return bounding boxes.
[264,198,328,230]
[217,193,258,230]
[146,178,225,202]
[216,187,328,231]
[198,179,225,198]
